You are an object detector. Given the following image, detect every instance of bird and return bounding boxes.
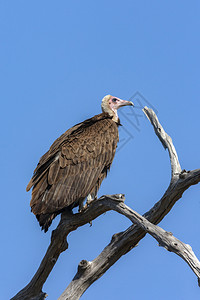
[26,95,134,232]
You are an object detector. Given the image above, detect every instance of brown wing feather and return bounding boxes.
[28,113,119,231]
[48,159,60,185]
[26,113,113,191]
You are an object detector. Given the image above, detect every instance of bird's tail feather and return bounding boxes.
[36,213,57,232]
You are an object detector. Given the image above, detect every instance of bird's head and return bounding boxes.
[101,95,134,122]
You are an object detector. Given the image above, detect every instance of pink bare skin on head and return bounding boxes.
[101,95,134,122]
[108,96,134,111]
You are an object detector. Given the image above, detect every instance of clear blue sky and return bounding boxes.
[1,1,200,299]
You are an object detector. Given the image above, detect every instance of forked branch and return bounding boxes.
[59,200,200,300]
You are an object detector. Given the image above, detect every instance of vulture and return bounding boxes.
[27,95,134,232]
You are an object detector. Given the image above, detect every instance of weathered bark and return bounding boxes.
[12,107,200,300]
[59,197,200,300]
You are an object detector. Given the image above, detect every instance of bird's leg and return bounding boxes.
[78,199,85,213]
[78,193,97,213]
[86,193,97,208]
[85,193,97,226]
[87,193,95,205]
[79,193,97,227]
[79,193,97,228]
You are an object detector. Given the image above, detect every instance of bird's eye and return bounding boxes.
[112,98,117,103]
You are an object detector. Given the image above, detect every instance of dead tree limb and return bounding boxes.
[59,198,200,300]
[142,106,181,179]
[12,107,200,300]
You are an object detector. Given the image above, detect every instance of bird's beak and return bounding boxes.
[118,100,134,108]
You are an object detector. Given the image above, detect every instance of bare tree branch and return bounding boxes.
[115,202,200,285]
[12,107,200,300]
[59,199,200,300]
[143,106,182,178]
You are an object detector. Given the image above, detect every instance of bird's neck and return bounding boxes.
[102,107,119,123]
[112,111,119,123]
